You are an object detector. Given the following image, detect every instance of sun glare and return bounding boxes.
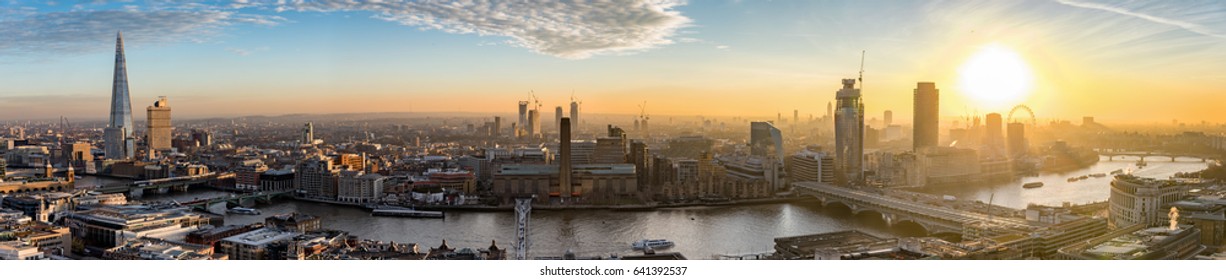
[957,44,1034,110]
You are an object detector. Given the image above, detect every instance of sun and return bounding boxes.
[957,44,1034,110]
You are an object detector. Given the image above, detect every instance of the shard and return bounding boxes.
[104,31,135,160]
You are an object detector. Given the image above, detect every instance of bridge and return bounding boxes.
[1096,151,1214,162]
[793,182,1035,238]
[94,172,234,198]
[178,189,295,212]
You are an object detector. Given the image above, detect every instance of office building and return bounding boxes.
[834,78,865,184]
[218,228,298,260]
[985,113,1003,153]
[302,122,314,145]
[104,32,136,160]
[1007,122,1027,157]
[528,109,541,140]
[493,116,502,137]
[559,117,572,197]
[787,146,835,183]
[1109,175,1191,229]
[555,106,564,134]
[913,82,939,151]
[570,99,580,131]
[146,96,172,153]
[750,122,784,160]
[234,159,268,191]
[337,172,385,204]
[296,156,340,201]
[884,110,893,127]
[61,142,93,168]
[259,168,295,192]
[518,101,529,137]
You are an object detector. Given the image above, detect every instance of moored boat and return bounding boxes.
[371,208,445,219]
[632,239,675,250]
[227,207,261,215]
[1022,182,1044,189]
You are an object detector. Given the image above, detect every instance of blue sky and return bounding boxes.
[1,0,1225,123]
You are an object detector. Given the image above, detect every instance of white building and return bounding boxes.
[337,172,385,204]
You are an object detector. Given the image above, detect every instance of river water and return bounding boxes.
[910,156,1212,209]
[122,155,1209,259]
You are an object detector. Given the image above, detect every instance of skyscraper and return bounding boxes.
[570,100,580,131]
[493,116,502,137]
[884,110,893,127]
[750,121,783,160]
[104,32,135,160]
[913,82,940,151]
[146,96,172,153]
[1007,122,1027,157]
[559,117,572,198]
[985,113,1003,153]
[302,122,314,145]
[518,101,529,137]
[555,106,564,135]
[528,109,540,140]
[835,78,864,185]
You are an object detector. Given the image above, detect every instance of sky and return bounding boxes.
[1,0,1225,124]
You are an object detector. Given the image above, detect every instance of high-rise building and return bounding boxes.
[104,32,135,160]
[555,106,564,135]
[826,102,833,120]
[302,122,314,145]
[146,96,172,153]
[629,140,650,193]
[518,101,529,136]
[913,82,939,151]
[794,109,799,125]
[570,100,580,132]
[1007,122,1027,157]
[750,122,783,160]
[493,116,502,137]
[527,109,541,140]
[295,156,339,201]
[985,113,1003,153]
[835,78,865,185]
[559,117,572,198]
[884,110,893,127]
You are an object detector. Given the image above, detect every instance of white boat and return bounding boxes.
[227,207,260,215]
[632,239,675,250]
[371,208,445,219]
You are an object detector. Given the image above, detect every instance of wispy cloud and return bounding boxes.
[1054,0,1226,39]
[225,46,269,56]
[0,5,286,56]
[273,0,693,59]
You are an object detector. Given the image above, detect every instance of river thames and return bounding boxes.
[112,155,1210,259]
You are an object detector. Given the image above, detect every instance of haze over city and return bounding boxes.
[2,0,1225,122]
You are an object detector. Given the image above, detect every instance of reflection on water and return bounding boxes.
[129,155,1209,259]
[911,156,1210,208]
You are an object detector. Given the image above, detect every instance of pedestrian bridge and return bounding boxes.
[793,182,1034,237]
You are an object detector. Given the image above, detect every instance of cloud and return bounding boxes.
[1054,0,1226,39]
[226,46,269,56]
[716,45,730,50]
[0,6,285,56]
[275,0,693,59]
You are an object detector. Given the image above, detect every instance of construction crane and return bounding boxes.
[858,50,865,89]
